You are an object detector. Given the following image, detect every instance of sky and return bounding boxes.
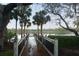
[7,4,59,29]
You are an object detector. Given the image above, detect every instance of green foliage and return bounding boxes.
[43,4,79,36]
[33,10,50,26]
[48,35,79,48]
[4,30,16,41]
[0,50,13,56]
[18,5,32,27]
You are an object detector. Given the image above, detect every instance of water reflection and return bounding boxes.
[27,34,37,56]
[17,34,21,42]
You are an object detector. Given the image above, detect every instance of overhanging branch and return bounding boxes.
[53,12,70,28]
[58,20,79,36]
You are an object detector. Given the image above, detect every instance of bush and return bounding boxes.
[48,35,79,48]
[4,30,16,42]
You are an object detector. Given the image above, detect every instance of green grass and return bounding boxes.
[48,35,79,48]
[0,50,14,56]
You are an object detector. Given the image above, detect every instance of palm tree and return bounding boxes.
[32,12,40,36]
[11,7,20,39]
[23,8,32,36]
[19,19,23,38]
[24,18,31,35]
[39,10,50,36]
[33,10,51,36]
[18,5,32,37]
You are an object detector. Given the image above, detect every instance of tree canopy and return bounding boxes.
[43,3,79,36]
[33,10,50,35]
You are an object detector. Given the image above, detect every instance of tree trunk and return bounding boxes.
[59,23,79,36]
[21,26,22,39]
[40,24,43,36]
[40,24,43,43]
[56,13,79,36]
[24,25,26,36]
[65,27,79,36]
[74,31,79,36]
[37,25,39,36]
[68,28,79,36]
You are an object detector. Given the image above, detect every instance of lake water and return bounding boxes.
[43,33,75,36]
[27,34,37,55]
[17,33,75,42]
[17,34,21,42]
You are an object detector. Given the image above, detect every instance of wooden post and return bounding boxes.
[14,19,18,56]
[14,36,18,56]
[54,39,58,56]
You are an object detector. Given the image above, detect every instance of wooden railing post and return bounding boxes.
[14,36,18,56]
[54,39,58,56]
[18,34,29,56]
[34,34,58,56]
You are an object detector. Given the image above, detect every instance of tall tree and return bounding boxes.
[32,12,40,36]
[0,3,17,50]
[18,5,32,36]
[44,3,79,36]
[33,10,50,36]
[0,3,32,50]
[23,8,32,35]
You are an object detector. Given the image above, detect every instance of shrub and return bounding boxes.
[4,30,16,42]
[48,35,79,48]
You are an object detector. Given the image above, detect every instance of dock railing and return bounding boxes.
[34,34,58,56]
[13,34,29,56]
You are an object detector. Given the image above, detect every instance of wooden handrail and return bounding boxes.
[18,34,29,46]
[34,34,58,56]
[14,34,29,56]
[37,37,54,56]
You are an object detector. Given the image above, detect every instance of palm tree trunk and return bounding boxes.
[15,20,18,42]
[40,24,43,36]
[40,24,43,43]
[37,25,39,36]
[24,25,26,36]
[21,25,23,39]
[25,26,27,34]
